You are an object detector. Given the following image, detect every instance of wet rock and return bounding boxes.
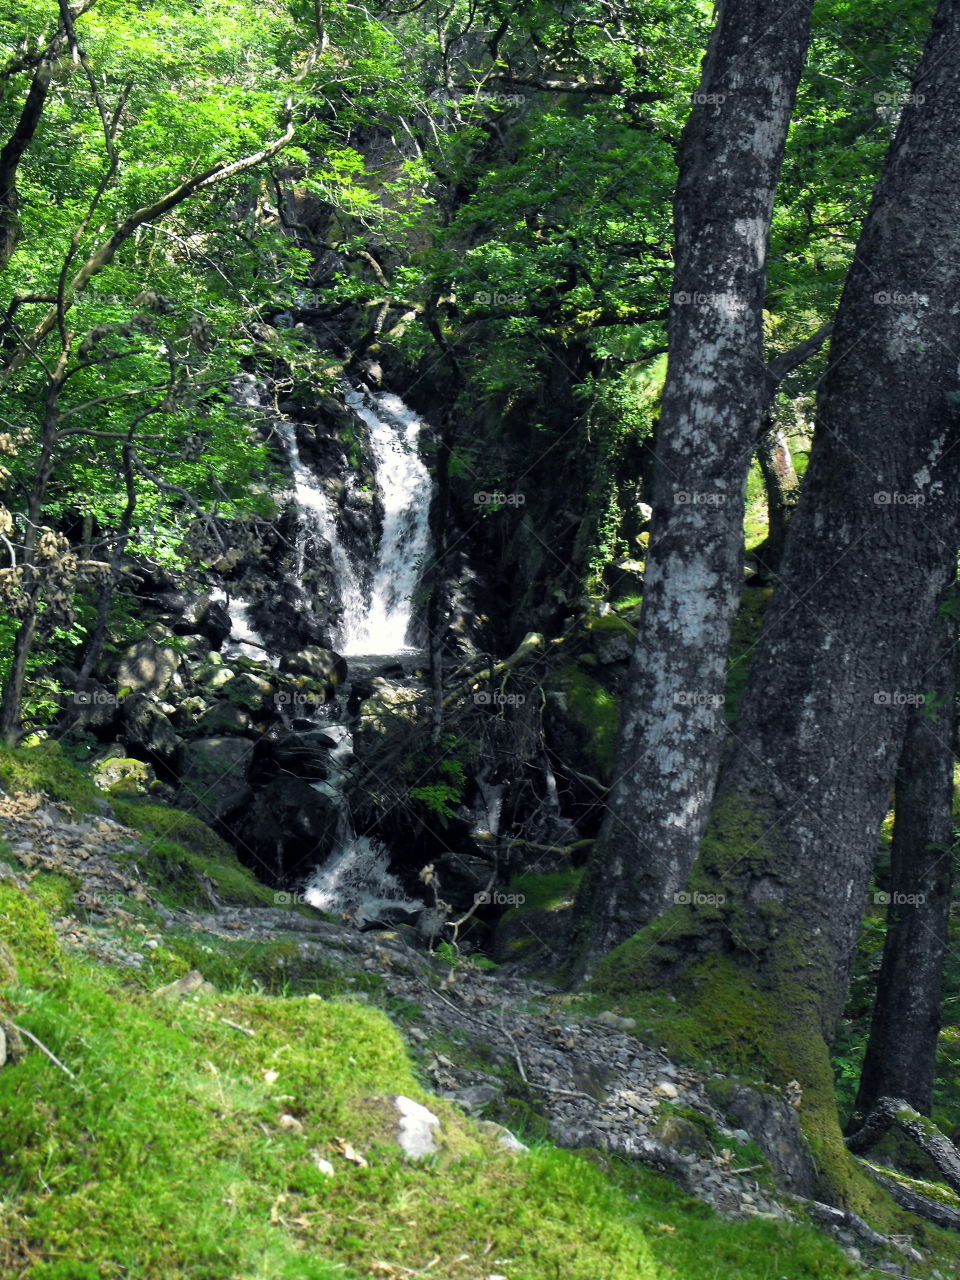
[173,598,231,650]
[176,737,254,820]
[262,730,336,779]
[229,775,341,877]
[278,646,348,690]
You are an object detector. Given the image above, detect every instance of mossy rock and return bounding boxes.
[92,756,157,796]
[111,800,235,860]
[544,664,620,780]
[492,874,582,971]
[581,611,637,664]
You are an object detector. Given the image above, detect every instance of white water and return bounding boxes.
[341,388,433,655]
[274,419,368,644]
[304,835,418,926]
[303,723,420,926]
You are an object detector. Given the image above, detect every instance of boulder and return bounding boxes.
[120,693,179,760]
[219,671,275,713]
[92,755,157,796]
[176,737,254,821]
[194,662,236,694]
[70,680,119,732]
[183,599,231,649]
[115,638,180,696]
[264,730,336,779]
[229,774,342,877]
[354,680,422,754]
[194,702,251,735]
[278,646,347,689]
[704,1078,817,1196]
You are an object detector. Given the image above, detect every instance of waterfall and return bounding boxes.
[302,722,421,926]
[267,381,432,656]
[274,418,368,644]
[341,388,432,655]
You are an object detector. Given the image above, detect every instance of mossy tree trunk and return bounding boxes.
[594,0,960,1208]
[572,0,814,972]
[853,585,957,1119]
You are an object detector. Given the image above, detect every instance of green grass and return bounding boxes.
[0,741,104,815]
[0,879,866,1280]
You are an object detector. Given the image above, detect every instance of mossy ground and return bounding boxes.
[0,741,104,816]
[110,797,281,909]
[0,872,862,1279]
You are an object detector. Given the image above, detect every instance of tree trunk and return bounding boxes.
[853,587,957,1118]
[572,0,814,971]
[754,417,800,577]
[593,0,960,1206]
[0,352,67,743]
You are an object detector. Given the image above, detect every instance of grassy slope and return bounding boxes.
[0,749,861,1280]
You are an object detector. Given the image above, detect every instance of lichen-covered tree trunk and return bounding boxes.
[594,0,960,1207]
[853,587,957,1118]
[572,0,814,971]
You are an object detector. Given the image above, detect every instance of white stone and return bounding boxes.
[392,1094,440,1159]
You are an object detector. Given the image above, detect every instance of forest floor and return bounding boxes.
[0,761,954,1280]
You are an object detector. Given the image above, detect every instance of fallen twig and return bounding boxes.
[14,1023,76,1079]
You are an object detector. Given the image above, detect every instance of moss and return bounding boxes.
[505,869,583,913]
[548,663,620,777]
[112,799,236,860]
[108,799,281,909]
[29,871,77,917]
[0,741,103,815]
[0,882,62,973]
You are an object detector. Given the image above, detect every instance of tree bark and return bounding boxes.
[594,0,960,1205]
[853,587,957,1118]
[572,0,814,971]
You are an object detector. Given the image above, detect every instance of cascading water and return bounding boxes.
[340,388,433,655]
[274,418,368,644]
[291,385,433,923]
